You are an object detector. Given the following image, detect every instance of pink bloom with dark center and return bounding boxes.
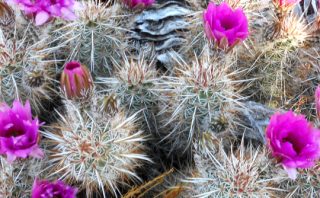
[0,100,44,163]
[203,2,249,49]
[5,0,77,26]
[123,0,154,9]
[60,61,93,99]
[315,86,320,118]
[31,178,77,198]
[266,111,320,179]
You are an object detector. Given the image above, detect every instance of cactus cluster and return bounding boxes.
[42,100,150,197]
[1,0,320,197]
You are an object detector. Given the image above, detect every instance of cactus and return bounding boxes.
[0,157,43,198]
[243,0,316,108]
[157,51,243,157]
[97,55,163,134]
[1,0,320,197]
[185,139,284,198]
[0,23,59,120]
[49,0,128,76]
[278,163,320,197]
[42,100,151,197]
[265,13,310,60]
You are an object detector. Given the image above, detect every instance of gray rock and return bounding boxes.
[234,101,276,144]
[294,0,318,23]
[131,1,192,70]
[135,1,191,23]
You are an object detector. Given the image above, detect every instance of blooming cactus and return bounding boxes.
[266,111,320,179]
[203,2,249,49]
[31,178,77,198]
[60,61,93,99]
[123,0,155,9]
[0,100,44,163]
[6,0,78,26]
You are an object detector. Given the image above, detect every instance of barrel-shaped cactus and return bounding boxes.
[158,52,241,156]
[42,101,151,197]
[98,55,163,135]
[185,140,283,197]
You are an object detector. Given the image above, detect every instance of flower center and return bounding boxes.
[1,128,25,138]
[65,62,81,71]
[282,134,304,154]
[220,17,237,30]
[10,130,24,137]
[49,0,57,4]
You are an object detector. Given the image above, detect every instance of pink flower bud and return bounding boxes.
[203,2,249,49]
[60,61,93,99]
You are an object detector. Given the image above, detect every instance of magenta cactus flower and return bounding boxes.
[60,61,93,99]
[31,178,77,198]
[203,2,249,49]
[266,111,320,179]
[123,0,155,9]
[5,0,77,26]
[0,100,44,163]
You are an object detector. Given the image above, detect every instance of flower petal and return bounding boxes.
[61,7,77,21]
[35,11,50,26]
[30,147,44,159]
[283,165,298,180]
